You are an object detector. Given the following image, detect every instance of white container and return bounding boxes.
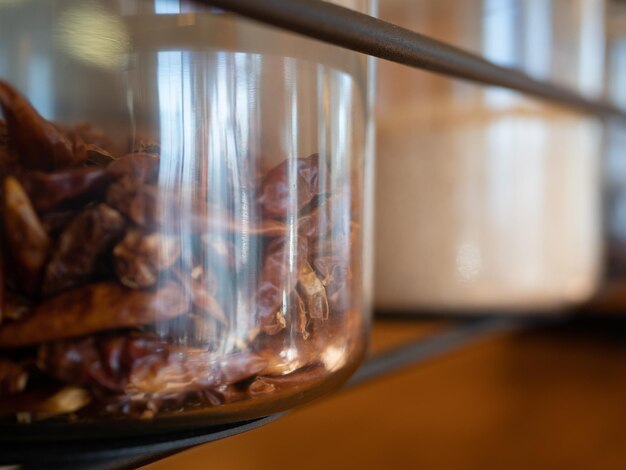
[374,0,605,312]
[605,0,626,278]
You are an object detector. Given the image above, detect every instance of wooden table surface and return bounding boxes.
[145,316,626,470]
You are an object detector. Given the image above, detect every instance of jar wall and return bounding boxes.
[0,0,373,430]
[375,0,604,312]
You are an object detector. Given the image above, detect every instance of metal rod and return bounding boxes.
[197,0,625,120]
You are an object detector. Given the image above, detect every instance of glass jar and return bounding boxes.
[375,0,605,312]
[0,0,374,436]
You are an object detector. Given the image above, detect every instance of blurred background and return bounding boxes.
[146,0,626,468]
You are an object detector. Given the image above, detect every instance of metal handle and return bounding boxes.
[197,0,625,121]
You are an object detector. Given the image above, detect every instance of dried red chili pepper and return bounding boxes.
[2,291,31,321]
[218,351,269,385]
[171,267,228,326]
[55,121,115,153]
[0,386,91,417]
[0,262,6,323]
[0,119,17,176]
[43,204,126,295]
[39,333,162,392]
[107,152,160,184]
[258,363,328,390]
[0,280,189,348]
[297,190,348,241]
[293,290,309,339]
[132,138,160,155]
[257,237,309,335]
[101,390,216,418]
[312,252,351,315]
[0,264,3,325]
[18,167,117,213]
[209,384,248,404]
[310,225,356,309]
[106,177,159,228]
[247,378,276,397]
[254,313,331,376]
[85,143,118,167]
[109,184,289,237]
[39,333,267,395]
[259,153,322,218]
[0,80,85,171]
[39,210,80,238]
[3,176,51,295]
[0,357,27,395]
[298,261,329,321]
[114,229,180,289]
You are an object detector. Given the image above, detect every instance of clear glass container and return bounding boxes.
[375,0,605,312]
[0,0,374,436]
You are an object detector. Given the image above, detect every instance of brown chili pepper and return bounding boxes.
[85,143,118,167]
[40,333,267,395]
[0,386,91,417]
[293,290,309,339]
[42,204,126,295]
[3,176,51,295]
[18,167,117,213]
[106,177,159,228]
[254,319,329,376]
[0,357,28,395]
[311,249,351,315]
[171,267,228,326]
[108,181,289,236]
[101,390,215,419]
[0,263,3,325]
[297,190,347,240]
[259,153,322,218]
[132,138,160,155]
[107,153,160,184]
[55,121,115,153]
[39,333,162,392]
[312,254,346,288]
[0,280,190,348]
[218,351,269,384]
[297,261,329,321]
[310,224,355,294]
[40,210,80,238]
[210,384,248,404]
[257,237,309,335]
[247,378,276,397]
[0,80,85,171]
[258,363,328,391]
[129,349,267,394]
[114,229,180,289]
[0,119,17,176]
[2,291,31,321]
